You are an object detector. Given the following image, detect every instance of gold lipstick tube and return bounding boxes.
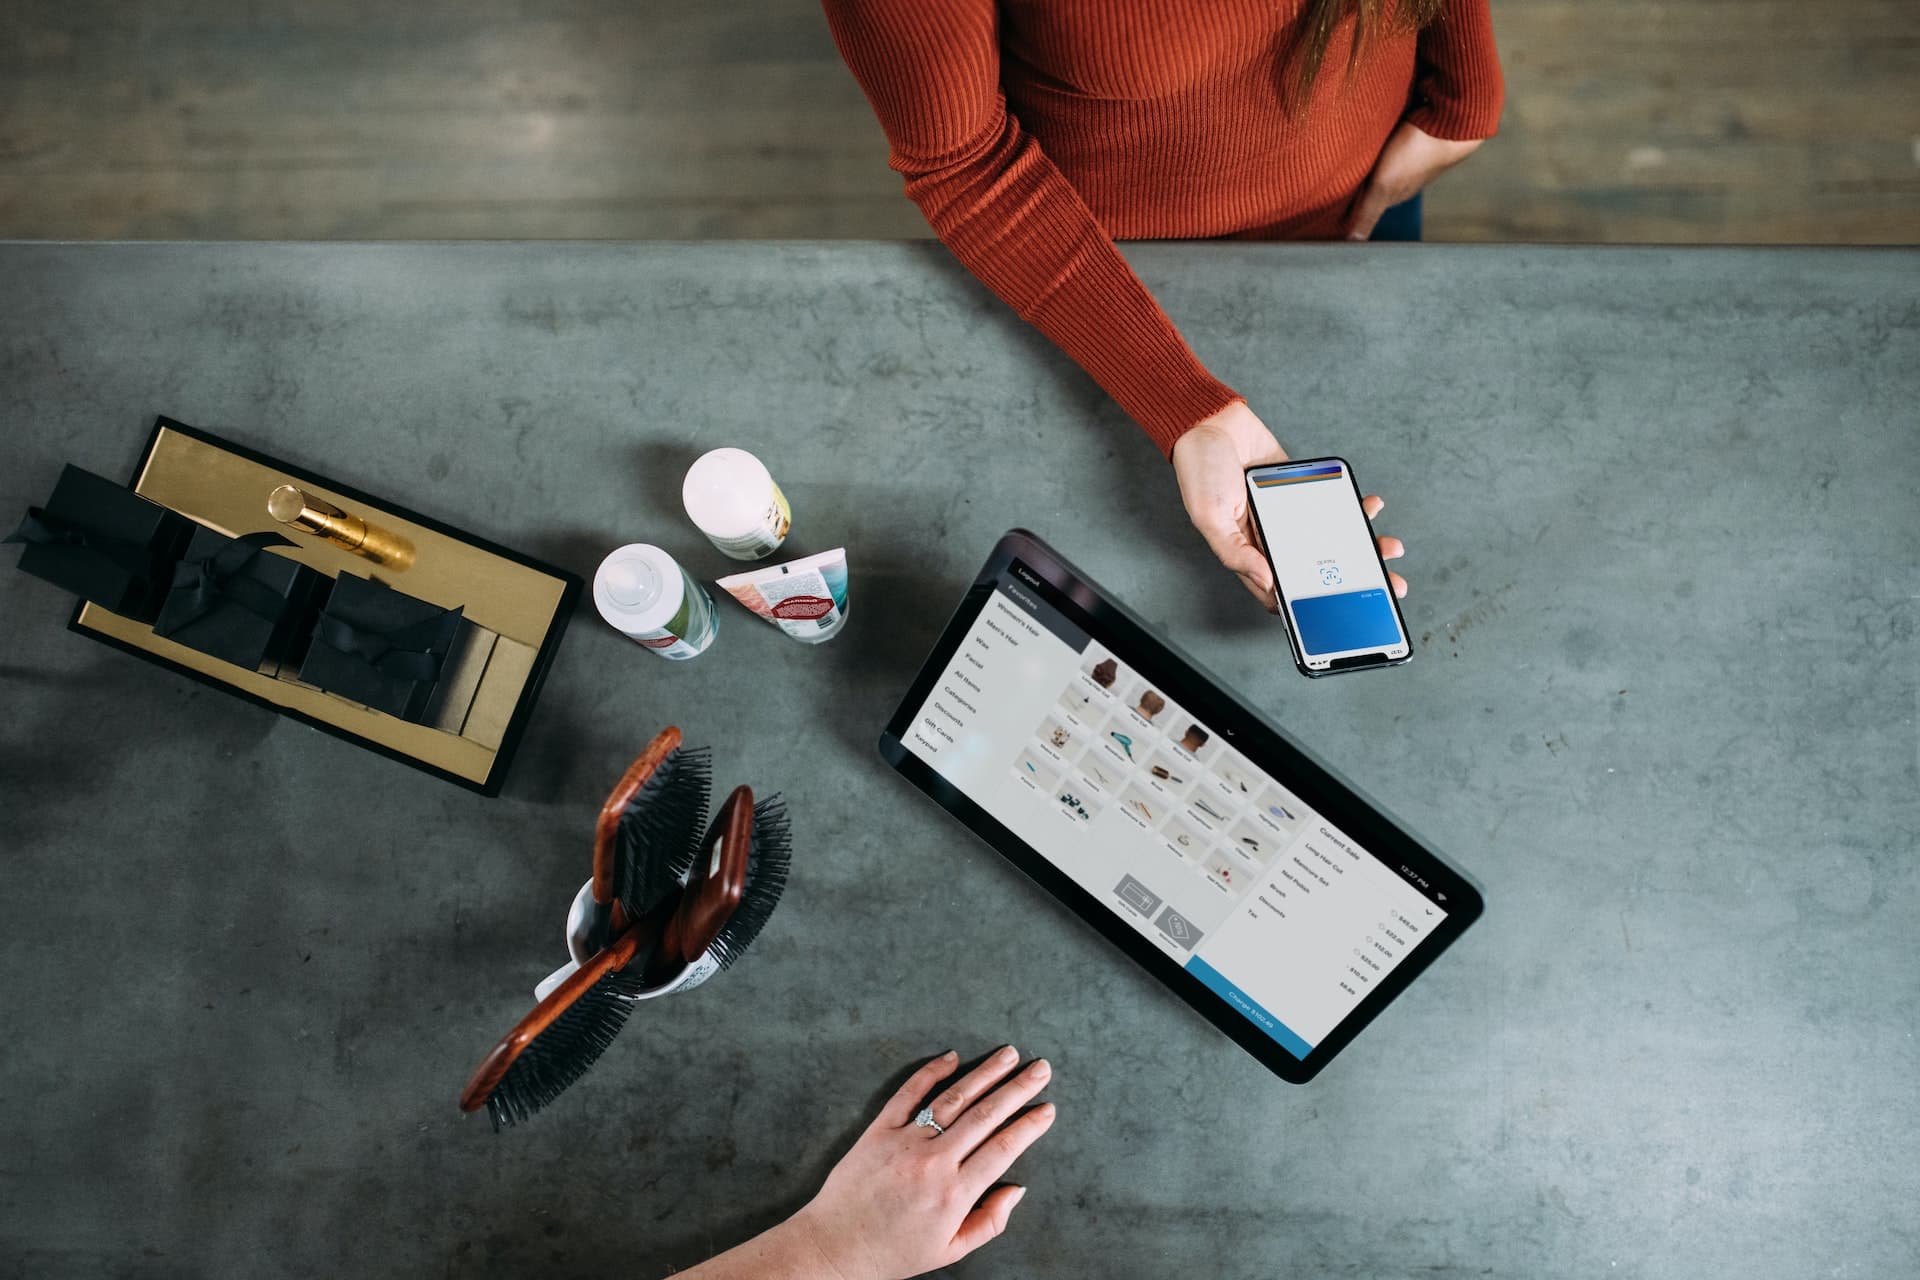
[267,484,416,569]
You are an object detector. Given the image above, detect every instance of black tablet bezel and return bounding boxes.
[878,529,1482,1083]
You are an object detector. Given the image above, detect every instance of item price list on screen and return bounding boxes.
[1219,823,1437,1020]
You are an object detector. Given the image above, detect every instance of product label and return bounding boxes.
[754,572,845,641]
[622,572,718,659]
[625,951,721,1001]
[716,548,850,644]
[768,481,793,540]
[708,482,793,560]
[713,531,779,560]
[630,628,703,659]
[770,594,834,621]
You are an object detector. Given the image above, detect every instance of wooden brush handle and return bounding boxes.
[590,727,683,906]
[655,785,752,975]
[457,918,650,1113]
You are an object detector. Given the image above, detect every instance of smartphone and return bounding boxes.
[1244,457,1412,676]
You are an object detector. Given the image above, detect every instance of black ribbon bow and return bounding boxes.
[313,606,460,685]
[152,531,298,639]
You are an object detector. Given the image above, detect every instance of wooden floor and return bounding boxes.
[0,0,1914,243]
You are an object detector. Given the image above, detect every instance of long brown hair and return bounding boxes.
[1291,0,1444,105]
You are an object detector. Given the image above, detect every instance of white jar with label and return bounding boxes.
[681,448,792,561]
[593,543,717,659]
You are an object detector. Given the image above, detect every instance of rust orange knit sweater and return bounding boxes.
[823,0,1504,454]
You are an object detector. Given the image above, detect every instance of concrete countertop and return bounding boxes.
[1,241,1915,1278]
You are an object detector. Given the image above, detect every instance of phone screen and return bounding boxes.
[1245,459,1410,672]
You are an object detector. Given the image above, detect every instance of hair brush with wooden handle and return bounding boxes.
[461,782,791,1128]
[459,918,654,1130]
[582,726,712,956]
[638,785,791,994]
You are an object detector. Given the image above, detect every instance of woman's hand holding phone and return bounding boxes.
[1172,400,1407,612]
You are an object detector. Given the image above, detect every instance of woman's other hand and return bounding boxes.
[1171,401,1407,610]
[1344,121,1483,241]
[782,1046,1056,1280]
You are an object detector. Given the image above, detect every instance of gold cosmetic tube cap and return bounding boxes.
[268,484,415,569]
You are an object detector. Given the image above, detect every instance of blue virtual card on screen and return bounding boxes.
[1290,589,1403,656]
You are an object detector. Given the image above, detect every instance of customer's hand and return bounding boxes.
[784,1046,1055,1280]
[1172,400,1408,611]
[1343,120,1483,241]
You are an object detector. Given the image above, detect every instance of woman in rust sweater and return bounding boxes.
[824,0,1504,608]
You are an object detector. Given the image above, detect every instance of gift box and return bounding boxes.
[151,527,331,672]
[7,464,194,623]
[298,572,470,722]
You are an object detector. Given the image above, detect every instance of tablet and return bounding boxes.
[879,531,1482,1083]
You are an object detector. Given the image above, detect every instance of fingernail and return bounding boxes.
[1031,1059,1051,1079]
[997,1044,1017,1062]
[941,1049,957,1062]
[1008,1185,1028,1209]
[1039,1102,1057,1117]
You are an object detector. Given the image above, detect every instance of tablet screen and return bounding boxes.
[897,559,1451,1061]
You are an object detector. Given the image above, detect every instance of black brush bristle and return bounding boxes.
[485,963,650,1131]
[707,794,791,972]
[615,745,711,920]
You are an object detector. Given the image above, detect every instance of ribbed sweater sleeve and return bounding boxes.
[1405,0,1506,140]
[821,0,1242,455]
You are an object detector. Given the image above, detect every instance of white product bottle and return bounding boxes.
[682,448,792,561]
[593,543,718,660]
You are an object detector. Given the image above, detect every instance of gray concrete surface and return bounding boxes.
[0,242,1915,1278]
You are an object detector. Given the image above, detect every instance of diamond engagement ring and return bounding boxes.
[913,1106,945,1135]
